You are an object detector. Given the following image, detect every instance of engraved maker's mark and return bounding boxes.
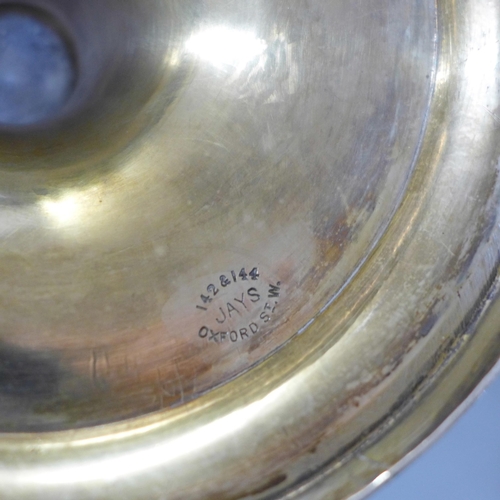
[196,267,259,311]
[195,267,282,345]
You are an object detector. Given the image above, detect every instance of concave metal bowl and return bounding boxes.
[0,0,499,498]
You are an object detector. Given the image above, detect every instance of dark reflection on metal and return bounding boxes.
[0,8,76,125]
[0,341,61,397]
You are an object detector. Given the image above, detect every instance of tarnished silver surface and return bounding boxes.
[0,0,499,498]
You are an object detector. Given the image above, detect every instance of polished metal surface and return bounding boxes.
[0,0,499,498]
